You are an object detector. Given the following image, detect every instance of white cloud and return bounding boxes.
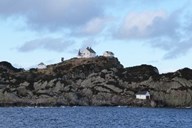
[81,18,107,35]
[18,37,75,52]
[74,17,110,36]
[0,0,106,31]
[114,9,192,59]
[116,11,168,39]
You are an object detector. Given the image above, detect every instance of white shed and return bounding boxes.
[37,62,46,69]
[103,51,114,58]
[136,91,150,100]
[78,47,96,58]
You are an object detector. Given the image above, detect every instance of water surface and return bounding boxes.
[0,107,191,128]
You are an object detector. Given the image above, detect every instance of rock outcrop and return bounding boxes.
[0,57,192,107]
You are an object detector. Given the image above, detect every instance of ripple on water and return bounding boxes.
[0,107,192,128]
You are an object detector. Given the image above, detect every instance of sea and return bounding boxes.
[0,107,192,128]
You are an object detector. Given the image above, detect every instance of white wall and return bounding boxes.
[136,95,147,100]
[37,64,46,69]
[80,49,96,58]
[103,53,114,57]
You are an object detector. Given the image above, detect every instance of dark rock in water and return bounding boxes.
[0,57,192,107]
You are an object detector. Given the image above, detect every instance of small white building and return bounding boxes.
[103,51,114,58]
[78,47,96,58]
[136,91,150,100]
[37,62,46,69]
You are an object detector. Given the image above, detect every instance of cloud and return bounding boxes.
[1,0,191,59]
[163,38,192,59]
[0,0,106,31]
[18,37,75,52]
[115,11,180,39]
[73,17,111,36]
[114,8,192,59]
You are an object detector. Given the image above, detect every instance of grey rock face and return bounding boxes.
[0,58,192,107]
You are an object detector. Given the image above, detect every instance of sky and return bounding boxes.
[0,0,192,73]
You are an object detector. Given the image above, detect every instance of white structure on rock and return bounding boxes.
[136,91,150,100]
[37,62,46,69]
[103,51,114,58]
[78,47,96,58]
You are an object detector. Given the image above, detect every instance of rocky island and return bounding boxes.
[0,56,192,107]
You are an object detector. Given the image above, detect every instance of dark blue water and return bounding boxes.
[0,107,192,128]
